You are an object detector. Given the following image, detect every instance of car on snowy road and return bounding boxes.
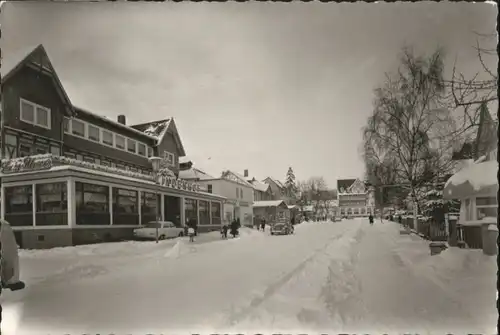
[270,222,294,235]
[133,221,184,240]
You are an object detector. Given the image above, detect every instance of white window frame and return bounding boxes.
[475,196,497,221]
[63,117,152,159]
[20,98,52,129]
[87,124,100,142]
[101,129,114,147]
[163,151,175,166]
[115,135,126,150]
[71,119,86,138]
[127,138,137,154]
[138,143,147,157]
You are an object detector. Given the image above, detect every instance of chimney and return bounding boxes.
[117,115,126,125]
[244,169,249,178]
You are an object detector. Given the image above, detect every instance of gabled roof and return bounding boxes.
[264,177,285,189]
[179,168,215,181]
[131,118,186,156]
[250,179,271,192]
[221,170,254,187]
[337,179,356,193]
[2,44,75,117]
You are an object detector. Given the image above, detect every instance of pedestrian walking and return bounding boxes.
[230,219,238,238]
[222,224,229,239]
[260,217,266,232]
[369,214,374,225]
[188,227,195,242]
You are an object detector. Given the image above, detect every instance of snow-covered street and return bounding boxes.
[2,219,497,335]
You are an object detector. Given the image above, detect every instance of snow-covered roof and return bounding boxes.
[131,119,171,142]
[221,170,254,187]
[264,177,285,189]
[179,168,215,181]
[75,106,158,141]
[253,200,288,208]
[250,180,271,192]
[444,160,498,200]
[0,155,225,199]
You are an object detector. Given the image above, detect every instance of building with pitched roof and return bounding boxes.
[180,168,254,226]
[0,45,225,248]
[337,178,375,217]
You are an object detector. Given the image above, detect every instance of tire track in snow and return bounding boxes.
[320,227,367,328]
[223,222,362,328]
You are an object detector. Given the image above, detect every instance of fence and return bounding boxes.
[402,217,447,241]
[458,225,483,249]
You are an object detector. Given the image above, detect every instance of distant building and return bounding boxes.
[337,178,374,217]
[180,168,254,227]
[248,177,274,201]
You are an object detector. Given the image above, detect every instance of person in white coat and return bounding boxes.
[0,219,26,327]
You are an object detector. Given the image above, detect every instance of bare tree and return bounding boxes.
[446,31,498,138]
[296,177,329,217]
[363,47,457,217]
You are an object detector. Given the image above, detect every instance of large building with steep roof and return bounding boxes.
[0,45,225,248]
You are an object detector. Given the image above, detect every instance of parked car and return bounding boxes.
[270,222,294,235]
[133,221,184,240]
[1,219,26,291]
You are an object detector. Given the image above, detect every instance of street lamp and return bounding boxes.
[149,156,162,182]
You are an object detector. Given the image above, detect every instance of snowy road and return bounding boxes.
[2,219,496,334]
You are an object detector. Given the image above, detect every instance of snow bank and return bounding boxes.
[445,160,497,190]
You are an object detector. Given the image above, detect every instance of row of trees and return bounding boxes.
[362,31,497,218]
[283,167,334,217]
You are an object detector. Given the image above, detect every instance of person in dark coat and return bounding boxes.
[260,217,266,232]
[221,224,229,239]
[368,214,374,225]
[230,219,238,238]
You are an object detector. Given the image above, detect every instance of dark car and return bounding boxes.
[270,223,293,235]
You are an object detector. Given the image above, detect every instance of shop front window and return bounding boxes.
[185,198,198,226]
[36,182,68,226]
[5,185,33,226]
[112,188,139,225]
[141,191,159,224]
[211,201,221,226]
[76,182,110,225]
[199,200,210,225]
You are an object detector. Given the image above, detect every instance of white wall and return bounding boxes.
[198,179,254,225]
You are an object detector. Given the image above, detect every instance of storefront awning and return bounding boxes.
[444,160,498,200]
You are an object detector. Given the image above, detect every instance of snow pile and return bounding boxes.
[1,302,24,335]
[219,221,365,332]
[445,160,497,190]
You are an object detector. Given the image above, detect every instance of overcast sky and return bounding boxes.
[0,1,496,187]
